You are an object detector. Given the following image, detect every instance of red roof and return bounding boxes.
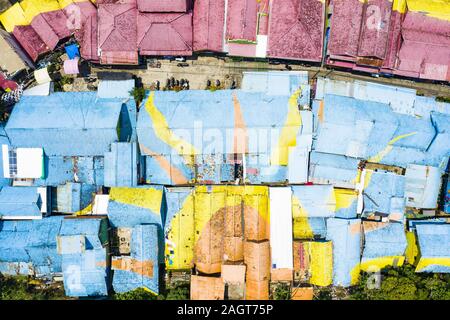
[98,2,138,64]
[396,12,450,81]
[30,14,60,50]
[76,12,99,62]
[137,12,193,56]
[137,0,189,12]
[193,0,225,52]
[64,1,98,62]
[226,0,258,42]
[357,0,392,59]
[267,0,324,62]
[327,0,364,59]
[12,25,49,62]
[0,73,18,91]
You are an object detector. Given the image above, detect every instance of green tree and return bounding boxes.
[350,265,450,300]
[130,87,146,106]
[273,283,291,300]
[0,274,66,300]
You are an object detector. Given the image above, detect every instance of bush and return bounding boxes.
[350,265,450,300]
[112,283,190,300]
[130,87,146,105]
[0,274,66,300]
[273,283,291,300]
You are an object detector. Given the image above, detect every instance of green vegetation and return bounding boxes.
[113,283,190,300]
[130,87,146,105]
[436,96,450,103]
[273,283,291,300]
[315,287,333,300]
[350,265,450,300]
[0,274,66,300]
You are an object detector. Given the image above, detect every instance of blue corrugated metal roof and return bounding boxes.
[55,183,96,213]
[107,186,165,228]
[312,94,450,169]
[0,216,64,277]
[363,170,406,217]
[292,185,336,218]
[361,222,407,263]
[112,224,159,294]
[58,217,110,297]
[0,186,42,219]
[97,79,135,99]
[137,87,311,185]
[104,142,139,187]
[0,124,11,188]
[309,152,359,188]
[5,92,126,157]
[326,218,361,287]
[415,223,450,273]
[32,156,104,187]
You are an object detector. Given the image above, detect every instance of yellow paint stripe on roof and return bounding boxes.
[109,187,163,215]
[415,257,450,272]
[406,0,450,21]
[334,188,358,211]
[360,256,405,272]
[165,192,195,270]
[144,92,199,165]
[367,132,417,163]
[0,3,30,32]
[270,89,303,166]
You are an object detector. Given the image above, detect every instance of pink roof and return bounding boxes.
[226,0,258,42]
[357,0,392,59]
[137,12,192,56]
[137,0,189,12]
[193,0,225,52]
[30,14,60,50]
[12,25,49,62]
[62,1,98,30]
[327,0,364,58]
[63,57,80,74]
[382,10,403,70]
[98,2,138,64]
[396,12,450,81]
[65,1,99,62]
[76,12,99,62]
[267,0,324,62]
[40,10,71,40]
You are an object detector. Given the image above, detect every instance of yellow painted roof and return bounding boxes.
[0,3,29,32]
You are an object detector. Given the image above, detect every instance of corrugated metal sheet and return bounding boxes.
[137,11,193,56]
[267,0,324,62]
[415,223,450,273]
[112,224,160,294]
[326,218,361,287]
[104,142,139,187]
[360,221,407,272]
[0,216,64,277]
[58,216,110,297]
[98,2,138,65]
[0,186,42,219]
[269,187,293,270]
[97,79,135,99]
[193,0,225,52]
[5,92,123,157]
[404,164,442,209]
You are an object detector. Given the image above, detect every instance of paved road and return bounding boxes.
[91,56,450,97]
